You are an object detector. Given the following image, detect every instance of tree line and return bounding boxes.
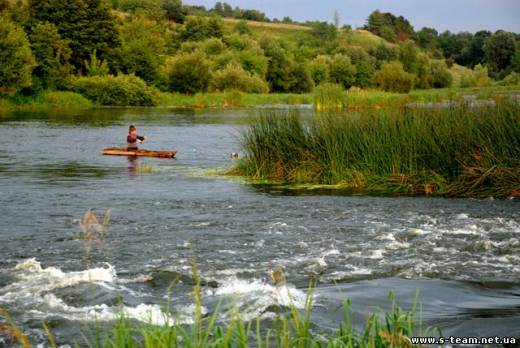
[0,0,519,104]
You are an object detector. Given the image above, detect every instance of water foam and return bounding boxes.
[210,277,308,321]
[0,259,196,326]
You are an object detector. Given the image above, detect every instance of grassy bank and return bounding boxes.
[1,86,518,112]
[157,91,313,109]
[335,85,520,110]
[233,101,520,198]
[0,91,93,112]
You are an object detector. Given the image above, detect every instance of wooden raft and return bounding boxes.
[101,147,177,158]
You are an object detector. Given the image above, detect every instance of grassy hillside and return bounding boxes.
[222,18,390,50]
[339,29,393,50]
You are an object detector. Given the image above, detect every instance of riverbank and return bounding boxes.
[232,100,520,198]
[1,86,518,112]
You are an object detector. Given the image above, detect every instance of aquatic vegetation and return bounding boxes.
[235,100,520,197]
[85,270,436,348]
[313,83,347,111]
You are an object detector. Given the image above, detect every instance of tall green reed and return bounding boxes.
[236,100,520,197]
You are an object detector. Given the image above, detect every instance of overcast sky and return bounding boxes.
[183,0,520,33]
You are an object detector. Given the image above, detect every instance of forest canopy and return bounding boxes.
[0,0,519,103]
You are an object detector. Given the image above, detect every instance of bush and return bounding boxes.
[118,16,167,85]
[431,60,453,88]
[309,56,331,86]
[210,65,269,93]
[72,74,159,106]
[199,38,225,56]
[288,62,314,93]
[166,52,211,94]
[329,54,356,89]
[29,22,72,91]
[373,61,415,93]
[43,91,93,108]
[180,15,224,41]
[337,46,375,88]
[499,72,520,86]
[460,64,492,87]
[238,50,268,78]
[234,20,252,35]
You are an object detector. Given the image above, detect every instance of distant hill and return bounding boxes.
[221,18,392,51]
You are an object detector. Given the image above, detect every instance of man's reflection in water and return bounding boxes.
[127,156,138,177]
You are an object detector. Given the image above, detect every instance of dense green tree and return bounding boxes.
[310,21,337,42]
[462,30,491,67]
[234,9,268,22]
[288,62,313,93]
[437,31,472,64]
[309,56,331,86]
[180,15,224,41]
[415,27,438,51]
[29,22,72,90]
[238,50,268,78]
[369,43,399,68]
[0,18,36,94]
[414,53,432,89]
[119,16,166,85]
[366,10,414,43]
[28,0,121,71]
[510,50,520,73]
[261,38,292,92]
[163,0,186,23]
[483,31,518,76]
[210,64,268,93]
[339,46,375,87]
[398,40,421,73]
[167,51,211,94]
[431,60,453,88]
[329,54,356,89]
[373,61,415,93]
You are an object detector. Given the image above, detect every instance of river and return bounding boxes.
[0,108,519,345]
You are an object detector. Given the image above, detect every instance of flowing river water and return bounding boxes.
[0,108,519,346]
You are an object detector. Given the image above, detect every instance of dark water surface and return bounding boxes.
[0,108,519,345]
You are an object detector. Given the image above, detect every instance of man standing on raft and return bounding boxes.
[127,125,147,150]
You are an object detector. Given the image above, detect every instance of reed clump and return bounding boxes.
[314,83,347,111]
[236,101,520,197]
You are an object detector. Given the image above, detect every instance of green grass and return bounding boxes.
[233,100,520,198]
[221,18,313,43]
[0,91,93,112]
[326,86,520,109]
[157,91,313,108]
[338,29,393,50]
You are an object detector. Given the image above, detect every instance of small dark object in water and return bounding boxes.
[230,152,239,159]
